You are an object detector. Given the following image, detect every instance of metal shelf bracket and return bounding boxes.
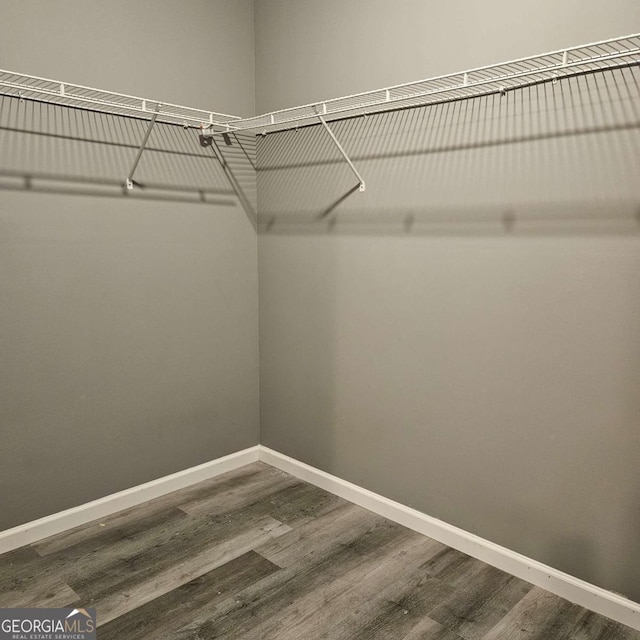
[125,103,160,190]
[317,114,365,192]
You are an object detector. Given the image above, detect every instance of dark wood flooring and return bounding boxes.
[1,462,638,639]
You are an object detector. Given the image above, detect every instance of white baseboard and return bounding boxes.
[258,446,640,632]
[0,445,260,555]
[2,443,637,631]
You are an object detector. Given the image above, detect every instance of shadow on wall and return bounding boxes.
[257,67,640,236]
[0,95,257,225]
[257,64,640,603]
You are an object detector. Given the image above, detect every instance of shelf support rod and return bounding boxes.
[125,104,160,190]
[317,114,365,192]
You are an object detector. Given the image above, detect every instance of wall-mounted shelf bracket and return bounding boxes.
[317,114,365,192]
[199,130,214,147]
[125,104,160,190]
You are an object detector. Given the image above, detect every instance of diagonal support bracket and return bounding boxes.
[125,104,160,190]
[317,114,365,192]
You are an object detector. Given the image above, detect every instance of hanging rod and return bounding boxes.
[229,33,640,133]
[0,70,239,129]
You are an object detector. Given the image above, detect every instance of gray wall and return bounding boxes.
[1,0,256,117]
[2,0,640,604]
[256,1,640,601]
[0,0,259,530]
[255,0,640,113]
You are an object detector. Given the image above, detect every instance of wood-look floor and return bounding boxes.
[1,462,638,640]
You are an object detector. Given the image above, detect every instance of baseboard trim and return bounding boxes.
[0,445,260,555]
[2,443,637,631]
[258,445,640,631]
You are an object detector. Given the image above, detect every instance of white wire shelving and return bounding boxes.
[0,70,240,129]
[230,33,640,133]
[1,33,639,203]
[1,34,638,134]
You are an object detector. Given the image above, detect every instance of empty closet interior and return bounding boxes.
[1,0,640,635]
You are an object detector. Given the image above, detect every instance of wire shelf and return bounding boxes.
[230,33,640,133]
[0,70,240,129]
[1,34,638,134]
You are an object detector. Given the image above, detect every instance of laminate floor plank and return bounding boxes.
[79,516,290,625]
[165,518,421,639]
[481,587,640,640]
[421,547,491,590]
[57,492,294,594]
[1,478,335,619]
[231,533,447,640]
[32,463,275,556]
[0,546,42,582]
[1,462,638,640]
[305,563,452,640]
[428,563,533,640]
[344,578,454,640]
[569,610,640,640]
[194,477,348,529]
[265,481,346,526]
[178,469,299,517]
[0,544,74,608]
[1,507,192,593]
[402,617,466,640]
[254,500,381,567]
[33,500,192,558]
[180,478,346,535]
[97,551,281,640]
[0,571,79,609]
[11,468,287,594]
[36,506,191,564]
